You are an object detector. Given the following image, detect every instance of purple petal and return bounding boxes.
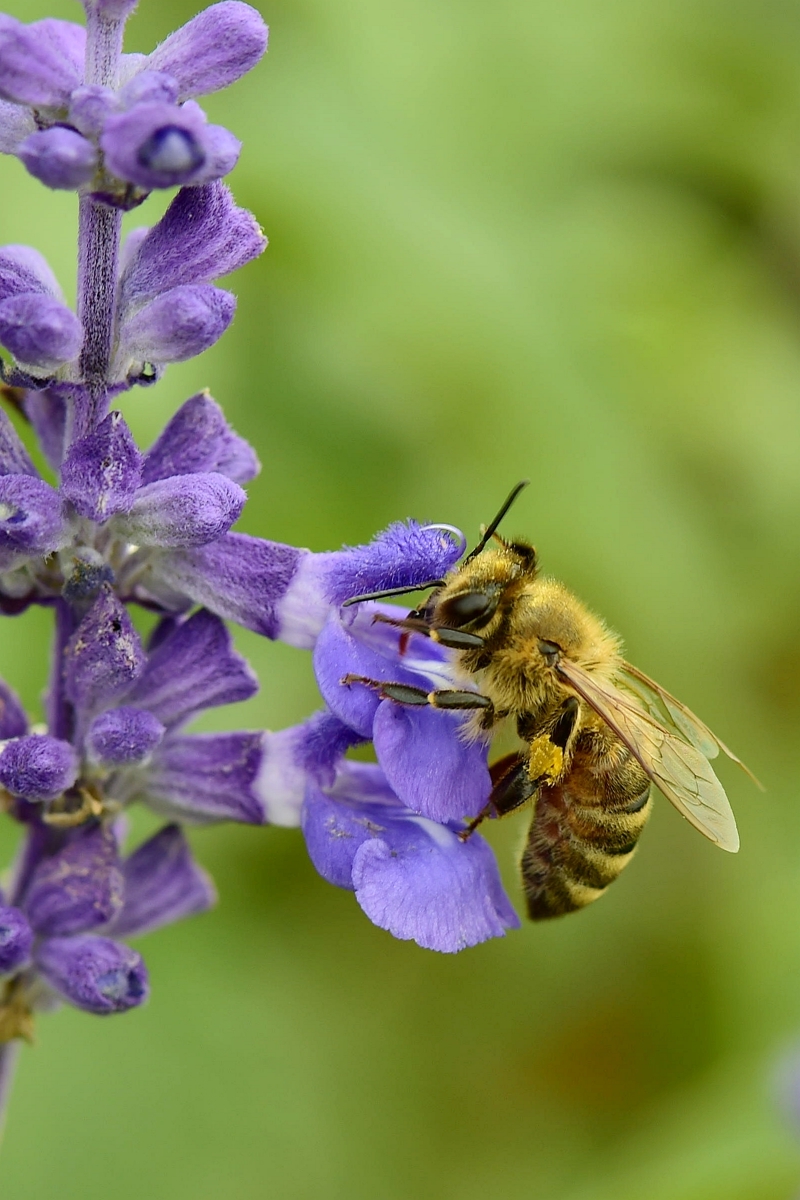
[142,391,258,485]
[117,182,266,313]
[0,99,35,154]
[59,410,142,521]
[125,608,257,727]
[86,706,165,766]
[64,587,145,715]
[24,388,66,470]
[0,294,83,372]
[107,824,215,938]
[0,906,32,974]
[144,2,268,100]
[36,935,148,1014]
[0,680,27,738]
[352,826,520,953]
[313,612,433,737]
[0,408,37,477]
[0,735,77,801]
[0,17,85,109]
[118,284,235,365]
[117,70,179,109]
[255,711,365,826]
[68,84,117,138]
[317,520,464,606]
[16,127,97,190]
[25,825,124,936]
[114,471,244,548]
[0,475,66,564]
[303,761,518,951]
[142,533,303,638]
[101,101,211,190]
[372,702,491,822]
[0,244,62,301]
[142,731,265,824]
[190,122,241,185]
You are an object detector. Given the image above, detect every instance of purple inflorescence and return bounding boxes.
[0,0,273,1069]
[0,0,514,1122]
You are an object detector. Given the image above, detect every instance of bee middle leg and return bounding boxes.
[459,754,540,841]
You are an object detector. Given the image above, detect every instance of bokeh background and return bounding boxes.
[0,0,799,1195]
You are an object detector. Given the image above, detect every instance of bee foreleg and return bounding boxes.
[340,675,493,713]
[371,614,485,651]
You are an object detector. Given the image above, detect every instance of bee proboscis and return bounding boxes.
[344,482,758,919]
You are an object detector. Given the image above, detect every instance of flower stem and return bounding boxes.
[0,1041,20,1149]
[73,3,128,443]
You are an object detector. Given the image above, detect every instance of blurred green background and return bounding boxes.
[0,0,799,1195]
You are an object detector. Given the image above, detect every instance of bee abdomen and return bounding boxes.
[521,777,652,920]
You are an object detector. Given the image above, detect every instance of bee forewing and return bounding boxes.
[620,661,761,788]
[556,659,740,853]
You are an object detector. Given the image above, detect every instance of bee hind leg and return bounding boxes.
[459,754,539,842]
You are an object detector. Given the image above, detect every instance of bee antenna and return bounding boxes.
[464,480,530,564]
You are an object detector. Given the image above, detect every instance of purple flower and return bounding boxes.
[0,602,264,826]
[257,716,518,952]
[0,819,214,1030]
[0,3,267,203]
[0,181,264,392]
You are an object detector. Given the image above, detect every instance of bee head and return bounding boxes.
[432,540,538,631]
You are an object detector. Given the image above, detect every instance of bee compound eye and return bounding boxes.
[440,590,496,628]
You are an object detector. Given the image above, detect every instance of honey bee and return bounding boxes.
[344,482,757,920]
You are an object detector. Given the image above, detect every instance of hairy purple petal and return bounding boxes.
[86,706,165,766]
[0,475,66,564]
[256,711,365,826]
[25,825,124,936]
[108,824,215,937]
[0,680,27,738]
[190,121,241,185]
[36,935,148,1014]
[0,408,37,477]
[142,731,265,824]
[16,127,97,190]
[0,906,32,975]
[117,182,266,312]
[0,245,62,302]
[24,389,66,470]
[144,533,302,638]
[0,17,85,109]
[0,735,77,801]
[114,471,244,548]
[0,99,35,153]
[126,608,257,727]
[102,101,212,190]
[144,2,268,100]
[68,84,117,138]
[0,294,83,371]
[118,284,235,365]
[117,70,179,109]
[60,410,142,522]
[142,391,258,485]
[64,587,145,714]
[318,521,464,606]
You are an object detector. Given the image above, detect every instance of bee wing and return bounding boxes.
[619,661,762,789]
[556,658,740,852]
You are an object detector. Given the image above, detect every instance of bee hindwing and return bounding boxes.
[555,659,740,852]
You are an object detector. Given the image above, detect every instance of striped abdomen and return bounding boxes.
[521,742,652,920]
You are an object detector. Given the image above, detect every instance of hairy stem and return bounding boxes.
[0,1042,20,1149]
